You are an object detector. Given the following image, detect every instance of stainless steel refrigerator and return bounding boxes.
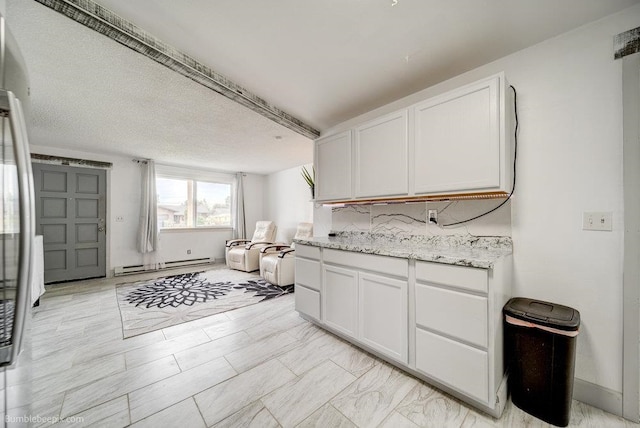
[0,9,35,423]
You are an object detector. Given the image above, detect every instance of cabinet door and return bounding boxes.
[315,131,352,201]
[359,273,408,363]
[355,110,408,198]
[413,76,501,194]
[323,265,358,338]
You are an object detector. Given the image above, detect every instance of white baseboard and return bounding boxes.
[573,378,623,418]
[113,257,215,276]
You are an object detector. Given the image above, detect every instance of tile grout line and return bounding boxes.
[126,393,133,426]
[260,399,283,427]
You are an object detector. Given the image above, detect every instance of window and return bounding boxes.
[156,176,232,229]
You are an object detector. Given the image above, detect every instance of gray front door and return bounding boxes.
[32,163,107,283]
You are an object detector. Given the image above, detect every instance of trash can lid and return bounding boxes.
[503,297,580,331]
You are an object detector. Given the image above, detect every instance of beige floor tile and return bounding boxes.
[244,309,306,340]
[128,356,237,422]
[32,354,126,399]
[129,398,206,428]
[297,404,357,428]
[60,355,180,418]
[331,362,418,427]
[262,360,356,427]
[160,311,231,340]
[15,270,634,428]
[194,358,296,426]
[173,330,254,371]
[124,329,210,368]
[71,330,166,365]
[224,330,299,373]
[378,411,420,428]
[396,383,470,427]
[212,401,279,428]
[52,396,129,428]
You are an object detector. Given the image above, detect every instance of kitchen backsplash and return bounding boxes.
[332,199,511,237]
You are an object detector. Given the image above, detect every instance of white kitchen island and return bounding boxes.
[294,232,512,418]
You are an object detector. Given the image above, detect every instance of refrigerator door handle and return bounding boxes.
[0,89,33,365]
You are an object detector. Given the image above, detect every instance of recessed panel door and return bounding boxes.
[32,163,106,283]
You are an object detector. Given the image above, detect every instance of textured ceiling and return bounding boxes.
[8,0,313,174]
[7,0,640,174]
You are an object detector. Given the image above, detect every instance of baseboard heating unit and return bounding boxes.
[114,257,215,276]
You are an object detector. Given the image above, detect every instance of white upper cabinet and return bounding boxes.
[314,73,511,202]
[412,74,510,195]
[315,131,352,201]
[354,110,408,198]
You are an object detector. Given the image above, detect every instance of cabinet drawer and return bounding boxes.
[416,261,487,294]
[324,249,408,278]
[415,284,487,348]
[295,244,321,260]
[295,285,320,320]
[416,328,489,404]
[295,258,321,291]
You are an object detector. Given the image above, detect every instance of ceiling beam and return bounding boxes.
[34,0,321,140]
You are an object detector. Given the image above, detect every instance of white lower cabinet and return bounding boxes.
[323,265,358,338]
[294,245,511,417]
[414,259,510,414]
[322,249,409,364]
[359,272,408,364]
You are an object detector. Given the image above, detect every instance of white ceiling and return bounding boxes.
[7,0,640,174]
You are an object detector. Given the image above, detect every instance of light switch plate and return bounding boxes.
[583,212,613,231]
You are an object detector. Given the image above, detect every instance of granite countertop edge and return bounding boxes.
[294,235,512,269]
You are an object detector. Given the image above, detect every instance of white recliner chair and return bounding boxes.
[259,222,313,286]
[226,221,277,272]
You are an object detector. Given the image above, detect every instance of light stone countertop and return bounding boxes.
[294,232,512,269]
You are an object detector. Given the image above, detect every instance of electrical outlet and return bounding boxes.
[187,249,192,255]
[583,212,612,231]
[428,210,438,225]
[115,216,124,222]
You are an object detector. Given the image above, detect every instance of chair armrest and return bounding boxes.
[260,244,291,254]
[245,241,275,250]
[278,248,296,258]
[226,239,250,248]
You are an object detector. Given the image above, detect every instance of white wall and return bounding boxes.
[242,173,267,239]
[320,4,640,396]
[264,163,314,243]
[29,145,266,273]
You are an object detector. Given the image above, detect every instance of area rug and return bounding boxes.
[115,268,293,338]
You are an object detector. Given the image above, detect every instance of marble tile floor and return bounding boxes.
[5,266,638,427]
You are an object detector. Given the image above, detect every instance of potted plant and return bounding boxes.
[301,166,315,199]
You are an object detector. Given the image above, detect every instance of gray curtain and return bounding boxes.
[138,160,159,253]
[234,172,246,239]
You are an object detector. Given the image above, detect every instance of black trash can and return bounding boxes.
[503,297,580,427]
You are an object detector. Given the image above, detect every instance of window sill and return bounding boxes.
[160,227,233,233]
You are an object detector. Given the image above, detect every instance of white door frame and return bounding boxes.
[622,51,640,422]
